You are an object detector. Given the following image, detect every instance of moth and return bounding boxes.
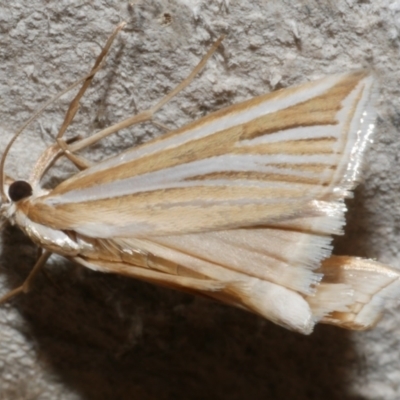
[1,23,399,334]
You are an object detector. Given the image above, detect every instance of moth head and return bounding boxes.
[8,180,33,202]
[0,178,34,223]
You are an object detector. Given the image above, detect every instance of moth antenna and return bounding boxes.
[0,22,126,202]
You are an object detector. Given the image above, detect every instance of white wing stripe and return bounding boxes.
[75,75,346,176]
[46,153,337,204]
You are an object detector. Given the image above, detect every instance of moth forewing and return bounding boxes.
[1,27,399,334]
[25,72,375,236]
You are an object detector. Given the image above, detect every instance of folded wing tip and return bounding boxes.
[311,256,400,331]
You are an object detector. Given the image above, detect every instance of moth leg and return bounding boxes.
[22,250,53,293]
[65,36,225,154]
[0,250,52,305]
[28,22,125,183]
[0,24,127,202]
[30,136,84,185]
[0,286,24,305]
[147,35,225,114]
[55,22,126,170]
[57,22,126,141]
[56,139,92,171]
[151,120,171,132]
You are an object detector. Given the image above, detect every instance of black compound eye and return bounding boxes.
[8,180,33,202]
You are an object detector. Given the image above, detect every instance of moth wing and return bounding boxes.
[73,234,318,334]
[309,256,400,330]
[26,71,375,240]
[144,232,400,332]
[73,235,400,334]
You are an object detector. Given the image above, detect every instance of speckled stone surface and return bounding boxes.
[0,1,399,399]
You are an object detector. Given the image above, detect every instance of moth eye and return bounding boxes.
[8,180,33,202]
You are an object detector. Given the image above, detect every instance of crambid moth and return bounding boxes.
[0,23,399,335]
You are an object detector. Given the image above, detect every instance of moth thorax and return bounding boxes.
[8,180,33,202]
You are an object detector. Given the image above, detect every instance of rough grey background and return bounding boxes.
[0,1,399,399]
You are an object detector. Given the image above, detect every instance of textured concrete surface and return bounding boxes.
[0,1,399,399]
